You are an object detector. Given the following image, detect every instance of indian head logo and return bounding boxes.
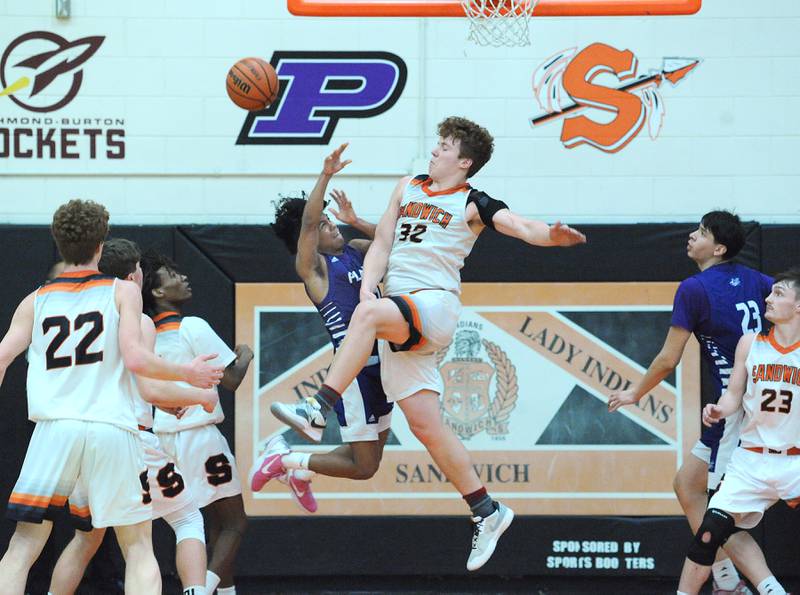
[437,326,518,440]
[531,43,700,153]
[0,31,104,113]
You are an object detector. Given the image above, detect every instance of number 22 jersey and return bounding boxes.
[27,271,138,431]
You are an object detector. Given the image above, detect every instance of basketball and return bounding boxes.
[226,57,279,111]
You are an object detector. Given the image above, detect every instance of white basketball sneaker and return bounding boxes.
[466,502,514,571]
[270,398,327,443]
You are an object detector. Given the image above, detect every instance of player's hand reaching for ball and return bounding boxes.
[702,403,723,427]
[608,389,638,412]
[184,354,224,388]
[329,189,357,225]
[549,221,587,247]
[322,142,352,176]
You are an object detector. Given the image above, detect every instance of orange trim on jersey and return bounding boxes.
[398,295,428,351]
[410,176,427,186]
[58,269,102,278]
[766,327,800,355]
[69,503,91,518]
[152,311,180,323]
[420,178,470,198]
[9,492,67,509]
[38,279,114,295]
[156,322,180,333]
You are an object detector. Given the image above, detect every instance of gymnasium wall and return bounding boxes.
[0,222,798,587]
[1,0,798,225]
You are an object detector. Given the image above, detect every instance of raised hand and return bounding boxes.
[329,189,357,225]
[549,221,587,246]
[322,142,352,176]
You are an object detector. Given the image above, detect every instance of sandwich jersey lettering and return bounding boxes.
[742,330,800,450]
[384,175,478,296]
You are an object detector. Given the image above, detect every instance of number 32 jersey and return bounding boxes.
[741,328,800,450]
[27,271,138,431]
[384,175,479,296]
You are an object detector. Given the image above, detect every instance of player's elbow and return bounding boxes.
[220,367,245,392]
[656,350,680,371]
[135,378,160,403]
[122,348,147,376]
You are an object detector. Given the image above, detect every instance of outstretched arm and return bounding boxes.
[492,211,586,247]
[608,326,691,412]
[295,143,352,281]
[360,177,407,301]
[329,188,376,254]
[703,333,753,425]
[0,292,35,388]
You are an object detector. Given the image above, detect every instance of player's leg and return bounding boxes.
[113,521,161,595]
[49,528,106,595]
[398,390,513,571]
[271,298,408,441]
[0,520,53,595]
[204,494,247,590]
[163,504,207,593]
[1,420,87,594]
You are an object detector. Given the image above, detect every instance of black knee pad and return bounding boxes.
[687,508,735,566]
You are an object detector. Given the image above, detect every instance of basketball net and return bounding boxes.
[460,0,538,47]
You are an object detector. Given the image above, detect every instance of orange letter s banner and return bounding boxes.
[560,43,645,153]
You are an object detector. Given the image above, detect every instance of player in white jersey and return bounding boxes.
[49,239,216,595]
[677,267,800,595]
[271,117,586,570]
[141,250,253,595]
[0,200,223,595]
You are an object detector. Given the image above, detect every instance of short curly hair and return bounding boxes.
[99,238,141,280]
[437,116,494,178]
[271,193,312,255]
[51,199,109,265]
[140,249,180,316]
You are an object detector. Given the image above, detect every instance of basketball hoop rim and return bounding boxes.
[287,0,701,18]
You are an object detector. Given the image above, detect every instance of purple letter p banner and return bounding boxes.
[236,51,407,145]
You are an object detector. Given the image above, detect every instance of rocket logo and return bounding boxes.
[531,43,700,153]
[0,31,104,113]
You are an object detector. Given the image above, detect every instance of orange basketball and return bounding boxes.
[226,57,279,111]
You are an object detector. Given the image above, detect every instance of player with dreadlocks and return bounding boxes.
[250,143,394,501]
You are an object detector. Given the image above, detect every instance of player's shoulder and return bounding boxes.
[677,274,704,293]
[737,331,759,353]
[179,315,216,337]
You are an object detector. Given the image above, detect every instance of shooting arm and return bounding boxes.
[492,210,586,247]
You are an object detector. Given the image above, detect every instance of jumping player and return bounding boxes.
[141,251,253,595]
[270,117,586,570]
[677,267,800,595]
[608,211,774,594]
[251,143,393,501]
[49,238,215,595]
[0,200,222,595]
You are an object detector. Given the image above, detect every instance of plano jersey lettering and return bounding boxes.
[385,175,479,296]
[741,329,800,450]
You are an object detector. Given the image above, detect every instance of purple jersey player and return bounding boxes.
[608,211,773,595]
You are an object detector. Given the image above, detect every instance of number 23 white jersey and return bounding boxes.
[741,328,800,450]
[27,271,138,432]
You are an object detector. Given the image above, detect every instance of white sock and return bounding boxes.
[217,587,236,595]
[205,570,221,593]
[757,576,786,595]
[184,587,206,595]
[711,558,740,590]
[293,468,315,481]
[677,591,690,595]
[282,451,311,470]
